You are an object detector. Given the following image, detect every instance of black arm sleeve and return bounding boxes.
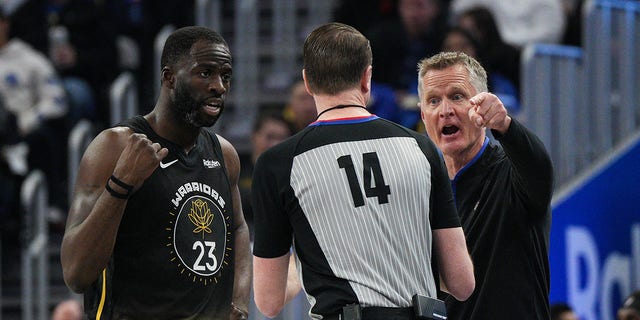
[492,118,554,213]
[415,134,460,230]
[251,151,293,258]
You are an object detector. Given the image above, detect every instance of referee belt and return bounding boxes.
[324,306,415,320]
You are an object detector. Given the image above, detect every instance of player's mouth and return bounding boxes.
[202,102,222,117]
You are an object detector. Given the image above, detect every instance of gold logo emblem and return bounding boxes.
[188,199,213,238]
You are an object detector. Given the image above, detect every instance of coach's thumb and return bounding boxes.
[468,107,483,127]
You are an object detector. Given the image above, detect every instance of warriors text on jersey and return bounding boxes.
[84,116,236,320]
[252,115,460,318]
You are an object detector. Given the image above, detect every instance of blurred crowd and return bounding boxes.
[0,0,588,315]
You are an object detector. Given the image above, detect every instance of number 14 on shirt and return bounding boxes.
[337,152,391,207]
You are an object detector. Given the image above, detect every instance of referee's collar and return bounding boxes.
[309,115,378,126]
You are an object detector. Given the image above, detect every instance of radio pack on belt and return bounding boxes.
[336,295,446,320]
[412,294,447,320]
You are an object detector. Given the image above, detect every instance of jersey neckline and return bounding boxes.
[309,115,379,126]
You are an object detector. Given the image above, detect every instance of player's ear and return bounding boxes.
[162,67,175,89]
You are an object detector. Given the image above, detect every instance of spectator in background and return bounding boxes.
[0,91,23,281]
[104,0,196,114]
[4,0,45,49]
[367,81,423,131]
[332,0,398,35]
[454,6,522,91]
[367,0,448,94]
[336,0,433,130]
[10,0,119,128]
[282,80,317,133]
[441,26,521,114]
[449,0,566,49]
[560,0,584,47]
[550,303,578,320]
[0,6,69,220]
[618,290,640,320]
[364,0,448,131]
[239,111,292,240]
[46,0,116,127]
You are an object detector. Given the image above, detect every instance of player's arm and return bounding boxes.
[219,135,251,319]
[433,227,475,301]
[60,128,167,293]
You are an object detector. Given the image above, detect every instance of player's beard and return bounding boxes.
[173,81,222,128]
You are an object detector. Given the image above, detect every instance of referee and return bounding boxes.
[251,22,474,320]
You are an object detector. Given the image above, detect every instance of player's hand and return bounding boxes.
[467,92,511,134]
[112,133,168,189]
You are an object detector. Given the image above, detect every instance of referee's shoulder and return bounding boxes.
[382,118,429,143]
[255,136,296,168]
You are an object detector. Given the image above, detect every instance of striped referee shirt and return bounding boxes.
[252,115,459,318]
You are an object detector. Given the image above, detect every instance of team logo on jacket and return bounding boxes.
[167,182,230,285]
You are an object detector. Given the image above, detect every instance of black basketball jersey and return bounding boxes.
[84,116,235,320]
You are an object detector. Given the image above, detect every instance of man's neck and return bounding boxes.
[145,108,200,152]
[444,135,487,179]
[314,90,369,120]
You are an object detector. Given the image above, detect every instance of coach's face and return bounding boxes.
[419,64,485,162]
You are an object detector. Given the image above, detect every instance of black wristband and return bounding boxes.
[105,175,133,199]
[105,182,128,199]
[109,175,134,192]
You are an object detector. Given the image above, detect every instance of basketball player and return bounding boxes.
[60,26,251,319]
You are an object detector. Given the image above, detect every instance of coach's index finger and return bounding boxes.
[468,93,487,127]
[469,92,487,107]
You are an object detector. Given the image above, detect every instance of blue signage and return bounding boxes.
[550,134,640,320]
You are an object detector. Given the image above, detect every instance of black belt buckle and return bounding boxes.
[412,294,447,319]
[341,303,362,320]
